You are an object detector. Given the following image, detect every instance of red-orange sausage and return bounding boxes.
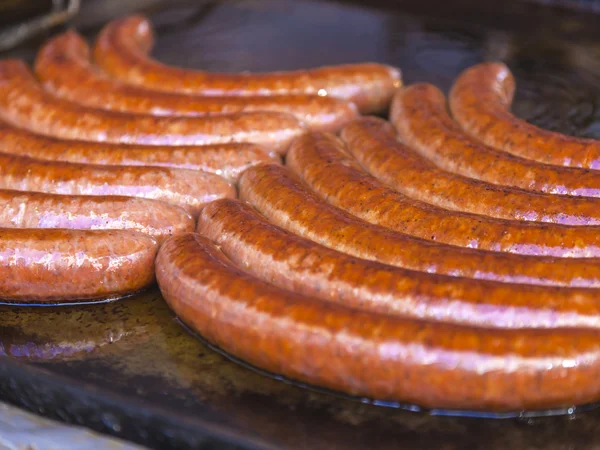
[391,83,600,197]
[450,62,600,169]
[0,122,278,183]
[35,31,358,132]
[292,123,600,258]
[0,152,235,217]
[93,15,401,114]
[1,228,157,303]
[0,60,304,154]
[156,232,600,411]
[341,117,600,225]
[198,198,600,329]
[239,163,600,288]
[0,189,193,243]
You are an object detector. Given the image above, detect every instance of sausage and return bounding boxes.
[0,189,194,243]
[391,83,600,197]
[0,60,304,154]
[198,198,600,329]
[156,232,600,411]
[341,116,600,225]
[35,31,358,132]
[93,15,401,114]
[449,62,600,169]
[238,163,600,288]
[1,228,157,303]
[0,152,235,217]
[0,122,278,183]
[294,124,600,258]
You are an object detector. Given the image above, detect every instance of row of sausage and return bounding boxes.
[0,15,397,302]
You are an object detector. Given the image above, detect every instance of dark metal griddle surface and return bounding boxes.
[1,0,600,448]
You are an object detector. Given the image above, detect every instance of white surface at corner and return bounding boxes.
[0,401,145,450]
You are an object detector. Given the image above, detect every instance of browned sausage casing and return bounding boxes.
[1,228,157,302]
[0,122,278,183]
[295,121,600,258]
[238,163,600,288]
[93,15,401,114]
[0,189,194,243]
[156,232,600,411]
[35,31,358,132]
[0,152,235,217]
[340,116,600,225]
[391,83,600,197]
[0,60,304,154]
[450,62,600,169]
[198,198,600,329]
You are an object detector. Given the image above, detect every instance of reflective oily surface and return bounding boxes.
[2,0,600,448]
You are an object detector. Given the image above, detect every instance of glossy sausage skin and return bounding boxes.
[0,60,304,154]
[1,228,157,302]
[238,163,600,288]
[0,122,278,183]
[198,198,600,329]
[450,62,600,169]
[0,152,235,216]
[391,83,600,197]
[93,15,401,114]
[343,117,600,225]
[35,31,358,132]
[297,119,600,258]
[156,232,600,411]
[0,189,194,243]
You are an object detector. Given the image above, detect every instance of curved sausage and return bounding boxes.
[156,232,600,411]
[341,117,600,225]
[1,228,157,303]
[0,189,194,243]
[294,125,600,258]
[35,31,358,132]
[391,83,600,197]
[238,163,600,288]
[93,15,401,114]
[0,60,304,153]
[450,62,600,169]
[0,122,278,183]
[198,198,600,329]
[0,152,235,216]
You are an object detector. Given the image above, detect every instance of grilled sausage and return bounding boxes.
[238,163,600,288]
[0,60,304,153]
[0,189,194,242]
[156,232,600,411]
[35,31,358,132]
[391,83,600,197]
[93,15,401,114]
[450,62,600,169]
[1,228,157,303]
[341,116,600,225]
[0,122,278,183]
[0,152,235,216]
[296,124,600,258]
[198,198,600,329]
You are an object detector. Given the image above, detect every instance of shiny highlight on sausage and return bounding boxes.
[93,15,401,114]
[156,232,600,411]
[239,163,600,288]
[0,60,305,153]
[0,228,157,303]
[0,122,278,183]
[36,31,358,132]
[450,62,600,169]
[391,83,600,197]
